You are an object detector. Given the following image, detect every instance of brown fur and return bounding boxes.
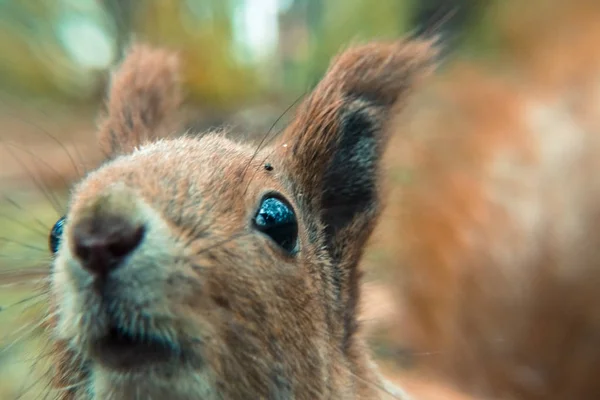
[97,44,182,158]
[48,39,436,399]
[378,4,600,399]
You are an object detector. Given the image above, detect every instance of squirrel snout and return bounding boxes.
[71,213,145,278]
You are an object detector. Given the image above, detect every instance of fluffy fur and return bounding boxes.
[49,40,436,399]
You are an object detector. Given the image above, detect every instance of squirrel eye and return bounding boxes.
[49,216,66,255]
[254,196,298,254]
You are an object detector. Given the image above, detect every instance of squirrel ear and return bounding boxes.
[97,44,182,158]
[277,38,437,253]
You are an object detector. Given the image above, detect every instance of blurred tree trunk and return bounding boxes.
[306,0,323,34]
[100,0,134,57]
[408,0,488,59]
[409,0,484,38]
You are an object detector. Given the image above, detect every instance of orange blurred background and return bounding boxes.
[1,0,600,398]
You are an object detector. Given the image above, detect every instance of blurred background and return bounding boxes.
[0,0,599,398]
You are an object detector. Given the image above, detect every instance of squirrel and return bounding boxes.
[46,39,436,399]
[41,13,600,398]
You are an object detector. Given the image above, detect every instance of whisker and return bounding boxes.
[0,266,48,275]
[315,324,415,399]
[239,92,306,184]
[0,237,48,253]
[3,307,52,340]
[212,323,411,400]
[0,291,47,313]
[31,338,61,400]
[13,363,54,400]
[411,350,446,357]
[30,107,90,179]
[0,211,48,238]
[242,127,285,196]
[13,347,54,365]
[14,293,52,319]
[1,142,64,216]
[0,106,83,180]
[0,279,47,289]
[4,141,73,191]
[0,259,48,269]
[354,372,413,400]
[52,378,88,394]
[1,195,51,232]
[0,319,47,360]
[406,2,457,40]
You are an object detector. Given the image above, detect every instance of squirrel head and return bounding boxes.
[49,40,436,399]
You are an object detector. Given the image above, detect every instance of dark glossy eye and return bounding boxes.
[49,216,66,255]
[254,196,298,254]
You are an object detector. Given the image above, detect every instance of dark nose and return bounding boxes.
[72,214,145,277]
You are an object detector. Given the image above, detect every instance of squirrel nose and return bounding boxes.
[72,214,145,277]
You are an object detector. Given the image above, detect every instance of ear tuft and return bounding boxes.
[324,38,438,107]
[274,38,437,349]
[279,37,438,233]
[98,43,182,157]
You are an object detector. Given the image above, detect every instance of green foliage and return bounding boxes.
[306,0,411,89]
[0,1,63,96]
[133,0,261,108]
[0,0,524,109]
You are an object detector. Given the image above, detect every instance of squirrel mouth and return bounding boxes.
[90,326,180,370]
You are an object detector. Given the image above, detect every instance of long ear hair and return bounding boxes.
[98,44,182,158]
[273,38,437,354]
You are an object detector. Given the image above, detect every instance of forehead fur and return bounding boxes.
[72,134,287,227]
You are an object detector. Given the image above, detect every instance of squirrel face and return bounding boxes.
[48,42,436,399]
